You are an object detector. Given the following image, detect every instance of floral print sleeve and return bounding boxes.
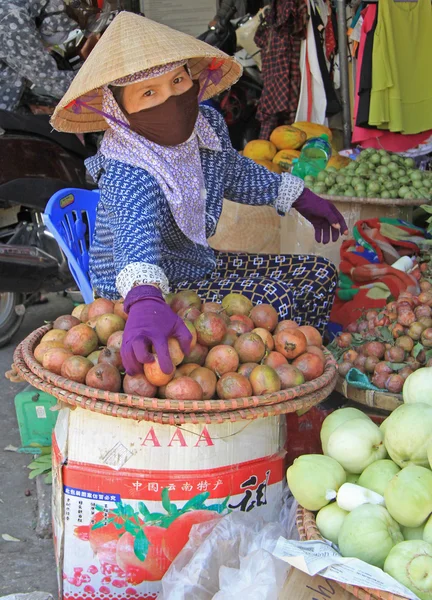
[0,1,75,110]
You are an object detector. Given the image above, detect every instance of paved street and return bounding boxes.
[0,293,73,597]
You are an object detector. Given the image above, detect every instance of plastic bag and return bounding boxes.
[161,485,298,600]
[235,10,267,70]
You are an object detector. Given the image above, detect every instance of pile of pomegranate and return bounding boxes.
[332,261,432,394]
[34,291,326,400]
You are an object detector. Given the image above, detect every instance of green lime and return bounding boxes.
[304,175,315,186]
[399,176,411,185]
[343,187,356,197]
[413,180,423,189]
[336,175,346,185]
[398,186,410,197]
[411,171,423,182]
[370,153,381,165]
[404,158,416,169]
[377,166,389,175]
[316,171,327,182]
[378,149,389,157]
[368,182,381,194]
[389,189,399,199]
[380,156,391,166]
[388,162,399,172]
[327,166,338,173]
[398,168,407,178]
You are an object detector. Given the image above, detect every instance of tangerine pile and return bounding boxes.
[34,291,326,400]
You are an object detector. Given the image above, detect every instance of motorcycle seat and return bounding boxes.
[0,110,91,159]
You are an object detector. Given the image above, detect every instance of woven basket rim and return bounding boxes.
[13,341,338,423]
[20,325,338,414]
[335,377,403,412]
[322,194,426,206]
[296,506,409,600]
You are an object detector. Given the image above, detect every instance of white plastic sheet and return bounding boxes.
[161,486,298,599]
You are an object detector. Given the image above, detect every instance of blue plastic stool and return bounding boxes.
[43,188,99,304]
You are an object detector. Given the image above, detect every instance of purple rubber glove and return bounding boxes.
[120,285,192,376]
[293,188,349,244]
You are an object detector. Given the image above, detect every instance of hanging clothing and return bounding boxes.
[254,0,308,139]
[369,0,432,134]
[295,0,327,123]
[309,1,341,117]
[352,3,432,151]
[355,7,378,128]
[177,253,338,333]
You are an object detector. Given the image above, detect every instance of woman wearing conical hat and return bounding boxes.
[51,11,347,377]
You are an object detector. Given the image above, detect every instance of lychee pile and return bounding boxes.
[34,291,326,400]
[331,259,432,394]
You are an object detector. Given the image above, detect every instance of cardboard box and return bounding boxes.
[53,408,286,599]
[280,568,356,599]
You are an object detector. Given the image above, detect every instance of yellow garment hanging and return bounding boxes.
[369,0,432,134]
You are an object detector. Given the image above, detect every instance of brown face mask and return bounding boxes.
[125,81,200,147]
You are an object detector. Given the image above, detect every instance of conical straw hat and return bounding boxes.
[51,11,242,133]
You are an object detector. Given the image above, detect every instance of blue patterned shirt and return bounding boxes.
[85,106,304,300]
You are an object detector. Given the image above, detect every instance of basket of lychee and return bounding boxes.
[329,289,432,396]
[13,292,338,422]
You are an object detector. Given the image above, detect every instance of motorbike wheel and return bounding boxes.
[0,292,25,348]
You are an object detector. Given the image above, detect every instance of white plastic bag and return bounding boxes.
[161,505,294,599]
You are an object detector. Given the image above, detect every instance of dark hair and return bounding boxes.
[109,85,124,105]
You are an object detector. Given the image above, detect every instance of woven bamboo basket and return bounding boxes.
[296,506,409,600]
[9,325,338,425]
[336,377,403,413]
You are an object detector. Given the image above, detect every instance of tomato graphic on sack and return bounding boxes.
[73,490,229,585]
[162,510,221,562]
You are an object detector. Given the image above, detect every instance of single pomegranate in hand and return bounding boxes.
[274,329,307,360]
[144,355,175,386]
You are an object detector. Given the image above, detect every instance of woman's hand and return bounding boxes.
[293,188,349,244]
[120,285,192,376]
